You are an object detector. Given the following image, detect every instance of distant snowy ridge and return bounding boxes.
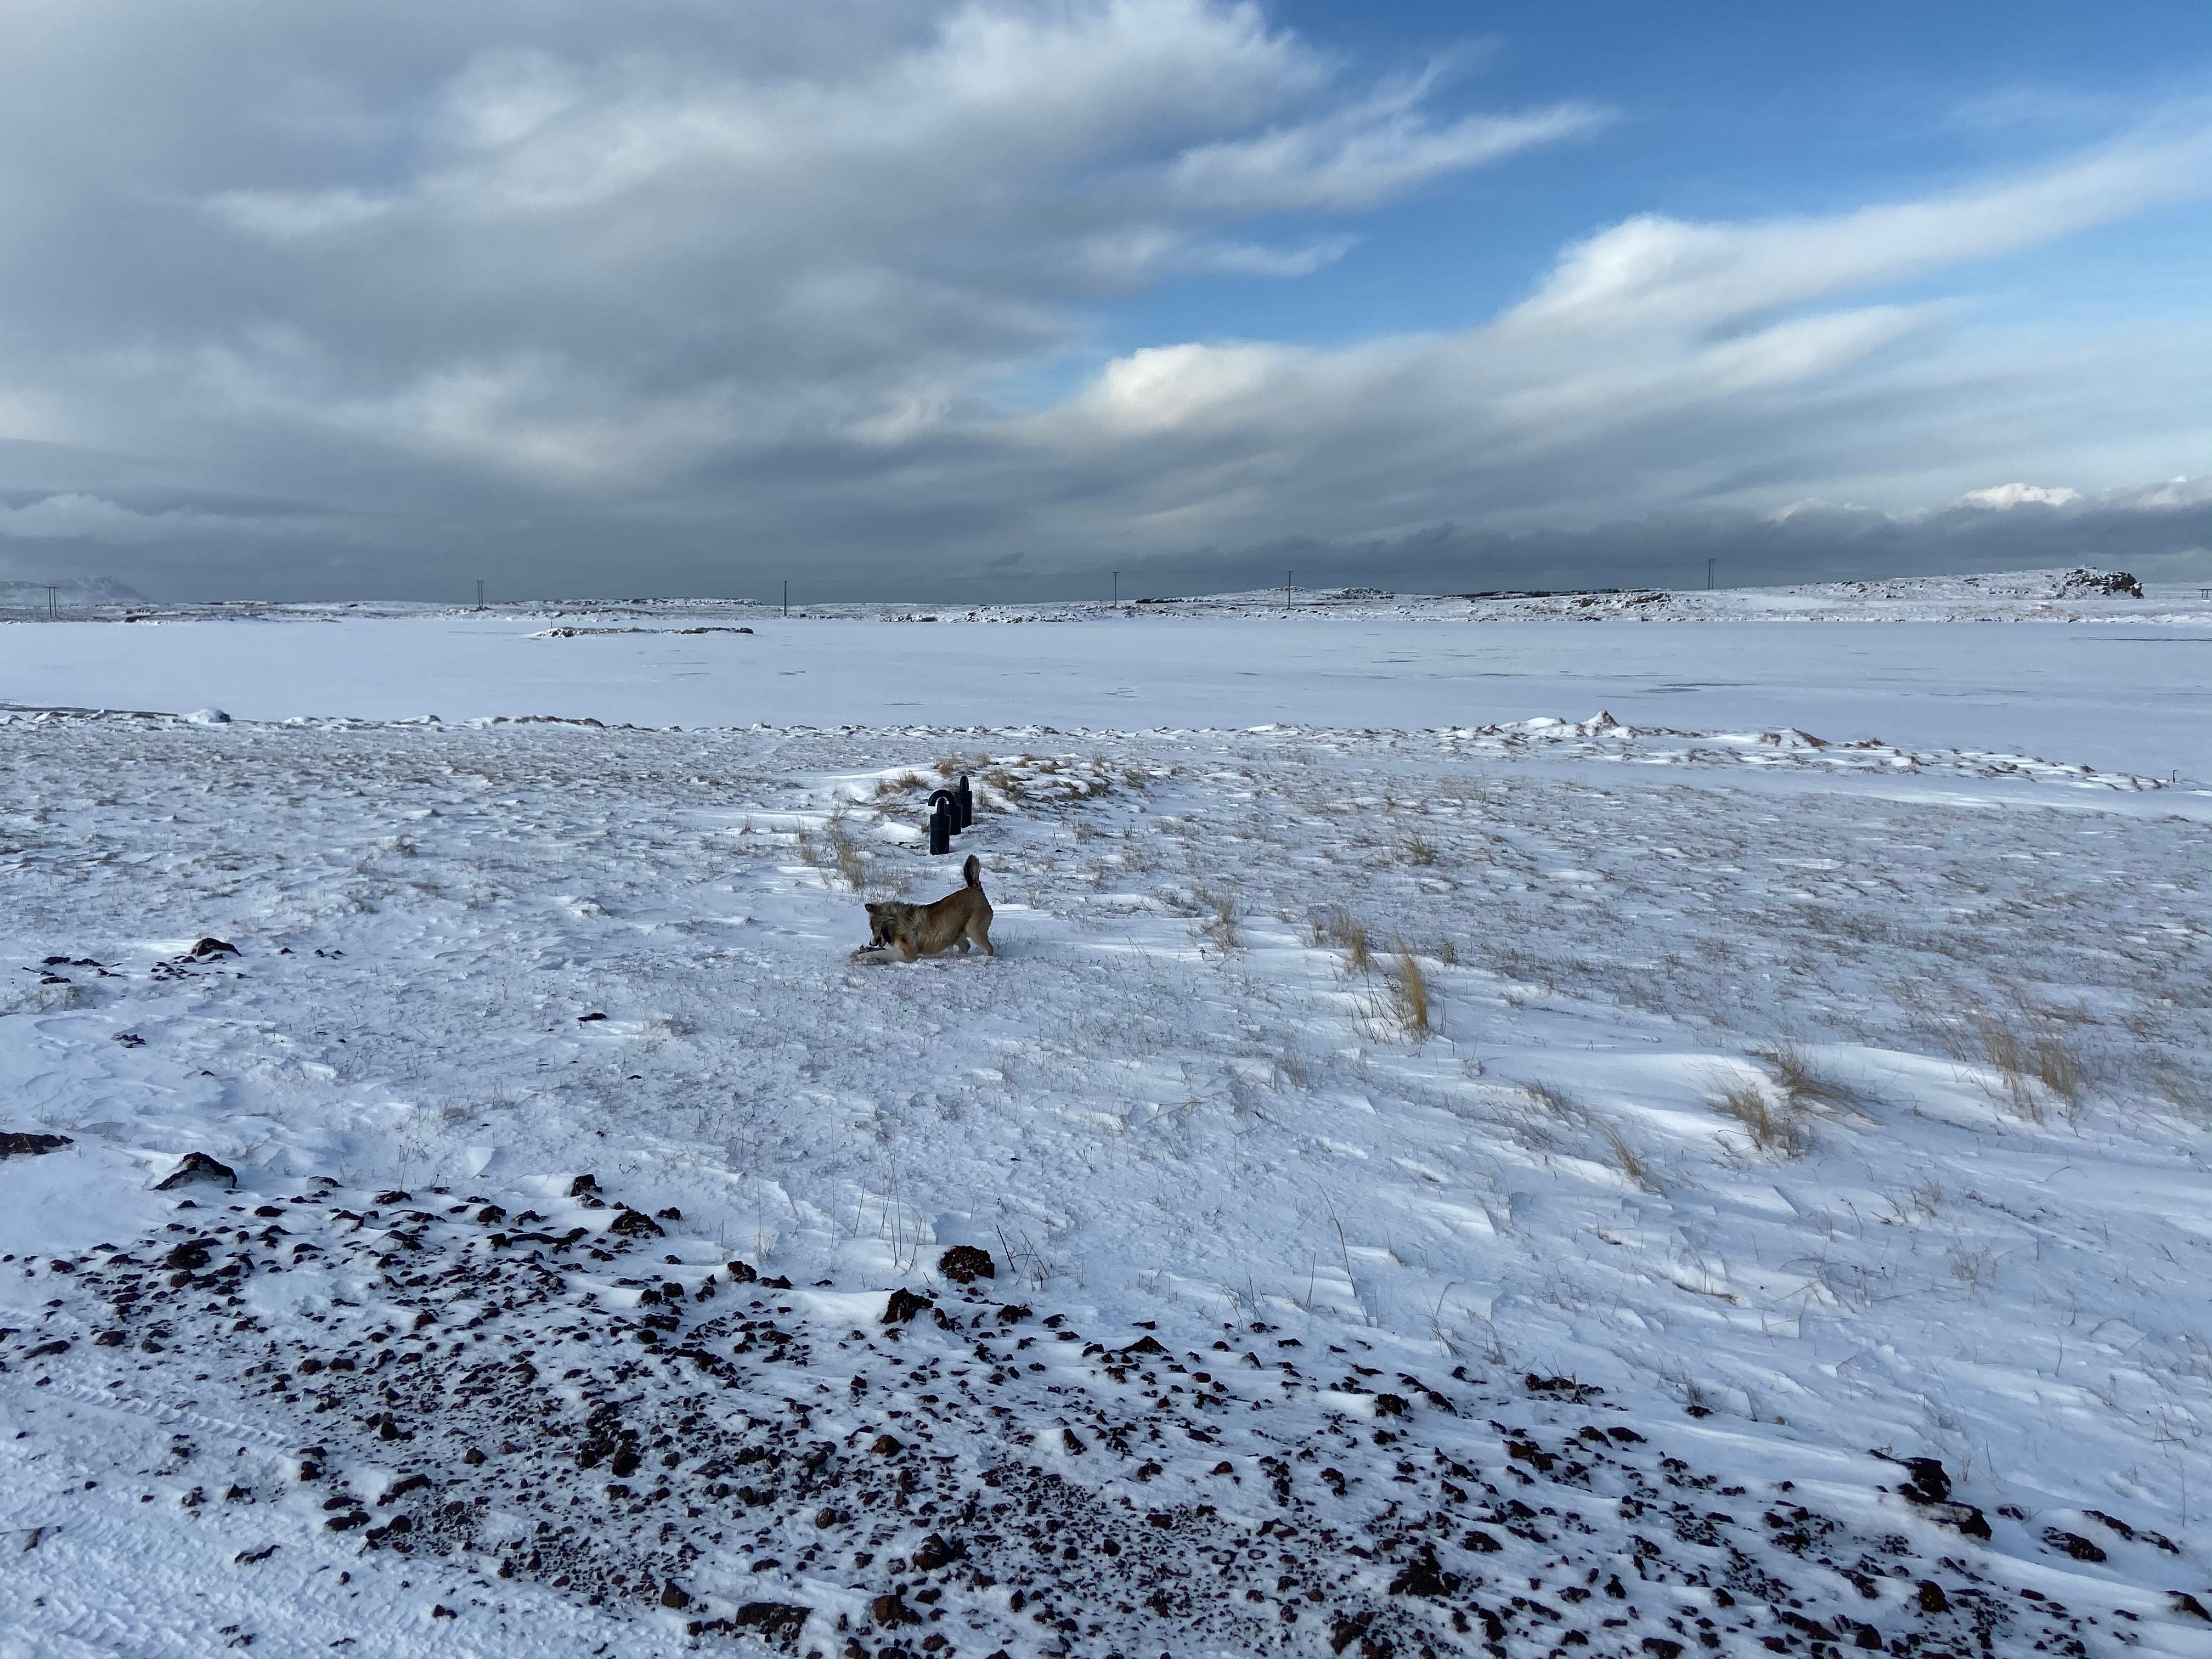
[0,574,150,608]
[2,567,2198,625]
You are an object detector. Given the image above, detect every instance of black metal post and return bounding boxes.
[927,791,954,855]
[955,773,973,829]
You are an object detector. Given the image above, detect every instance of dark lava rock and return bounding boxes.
[1916,1581,1950,1615]
[1385,1544,1459,1598]
[608,1207,664,1238]
[655,1206,682,1221]
[163,1241,212,1271]
[2058,567,2144,599]
[2041,1528,2107,1563]
[568,1173,599,1195]
[0,1131,72,1159]
[882,1288,932,1325]
[1891,1456,1952,1505]
[727,1260,759,1283]
[911,1533,965,1572]
[1372,1392,1409,1418]
[871,1592,921,1628]
[731,1602,810,1648]
[2170,1592,2212,1623]
[660,1581,691,1610]
[187,938,239,960]
[938,1244,995,1284]
[869,1435,905,1457]
[153,1151,236,1190]
[1925,1502,1991,1541]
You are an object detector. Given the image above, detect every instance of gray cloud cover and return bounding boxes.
[0,0,2208,600]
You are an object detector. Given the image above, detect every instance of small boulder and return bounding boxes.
[731,1602,810,1649]
[187,938,239,960]
[155,1152,236,1191]
[911,1533,964,1572]
[870,1592,920,1628]
[882,1288,932,1325]
[2041,1528,2106,1564]
[608,1207,664,1238]
[0,1131,72,1160]
[938,1244,995,1284]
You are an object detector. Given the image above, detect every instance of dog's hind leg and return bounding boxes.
[972,917,995,957]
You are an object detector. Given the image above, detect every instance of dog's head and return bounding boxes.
[863,901,911,946]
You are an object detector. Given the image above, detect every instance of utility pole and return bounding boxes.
[46,584,57,621]
[1112,570,1119,607]
[782,580,789,618]
[1706,557,1716,591]
[1285,571,1294,612]
[476,579,484,612]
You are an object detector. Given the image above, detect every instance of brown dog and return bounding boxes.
[862,854,994,961]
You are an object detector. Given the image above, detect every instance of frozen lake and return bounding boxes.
[4,613,2209,778]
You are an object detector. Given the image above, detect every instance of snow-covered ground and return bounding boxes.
[4,594,2212,1658]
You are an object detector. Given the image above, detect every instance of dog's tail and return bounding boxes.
[962,853,981,889]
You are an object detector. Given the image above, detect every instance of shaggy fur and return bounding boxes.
[862,854,994,961]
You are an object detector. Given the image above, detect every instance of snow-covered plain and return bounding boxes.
[4,585,2212,1658]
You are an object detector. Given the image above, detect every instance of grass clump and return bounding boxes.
[1384,943,1431,1037]
[1953,1005,2089,1122]
[1707,1074,1815,1158]
[1313,909,1373,974]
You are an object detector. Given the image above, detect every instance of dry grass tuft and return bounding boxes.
[1314,909,1373,974]
[1752,1041,1861,1118]
[2149,1059,2212,1126]
[1593,1113,1662,1193]
[1707,1075,1814,1158]
[1195,886,1242,952]
[1520,1079,1579,1119]
[1400,827,1439,866]
[874,770,929,799]
[1384,943,1431,1037]
[1955,1006,2089,1122]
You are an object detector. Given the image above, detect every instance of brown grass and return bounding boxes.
[1957,1006,2089,1122]
[1708,1075,1814,1158]
[1593,1114,1662,1193]
[1385,943,1431,1037]
[1752,1041,1860,1117]
[1314,909,1373,974]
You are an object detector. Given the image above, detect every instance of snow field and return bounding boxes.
[1,705,2210,1657]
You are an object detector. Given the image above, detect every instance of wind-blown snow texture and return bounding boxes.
[4,594,2212,1658]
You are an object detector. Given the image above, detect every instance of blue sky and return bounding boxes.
[1,0,2209,599]
[1116,2,2212,347]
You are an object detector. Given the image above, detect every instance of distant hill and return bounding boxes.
[0,575,151,608]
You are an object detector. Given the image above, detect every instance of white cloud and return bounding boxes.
[0,493,303,543]
[0,1,2208,595]
[1163,72,1609,212]
[1959,482,2081,509]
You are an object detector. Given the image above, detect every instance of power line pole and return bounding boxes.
[1112,569,1119,607]
[1706,557,1716,591]
[1285,571,1294,612]
[46,584,58,621]
[782,580,789,618]
[476,579,484,612]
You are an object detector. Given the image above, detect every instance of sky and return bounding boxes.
[2,0,2210,602]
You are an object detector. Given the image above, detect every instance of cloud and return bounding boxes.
[0,1,2206,600]
[1958,482,2081,509]
[0,493,312,544]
